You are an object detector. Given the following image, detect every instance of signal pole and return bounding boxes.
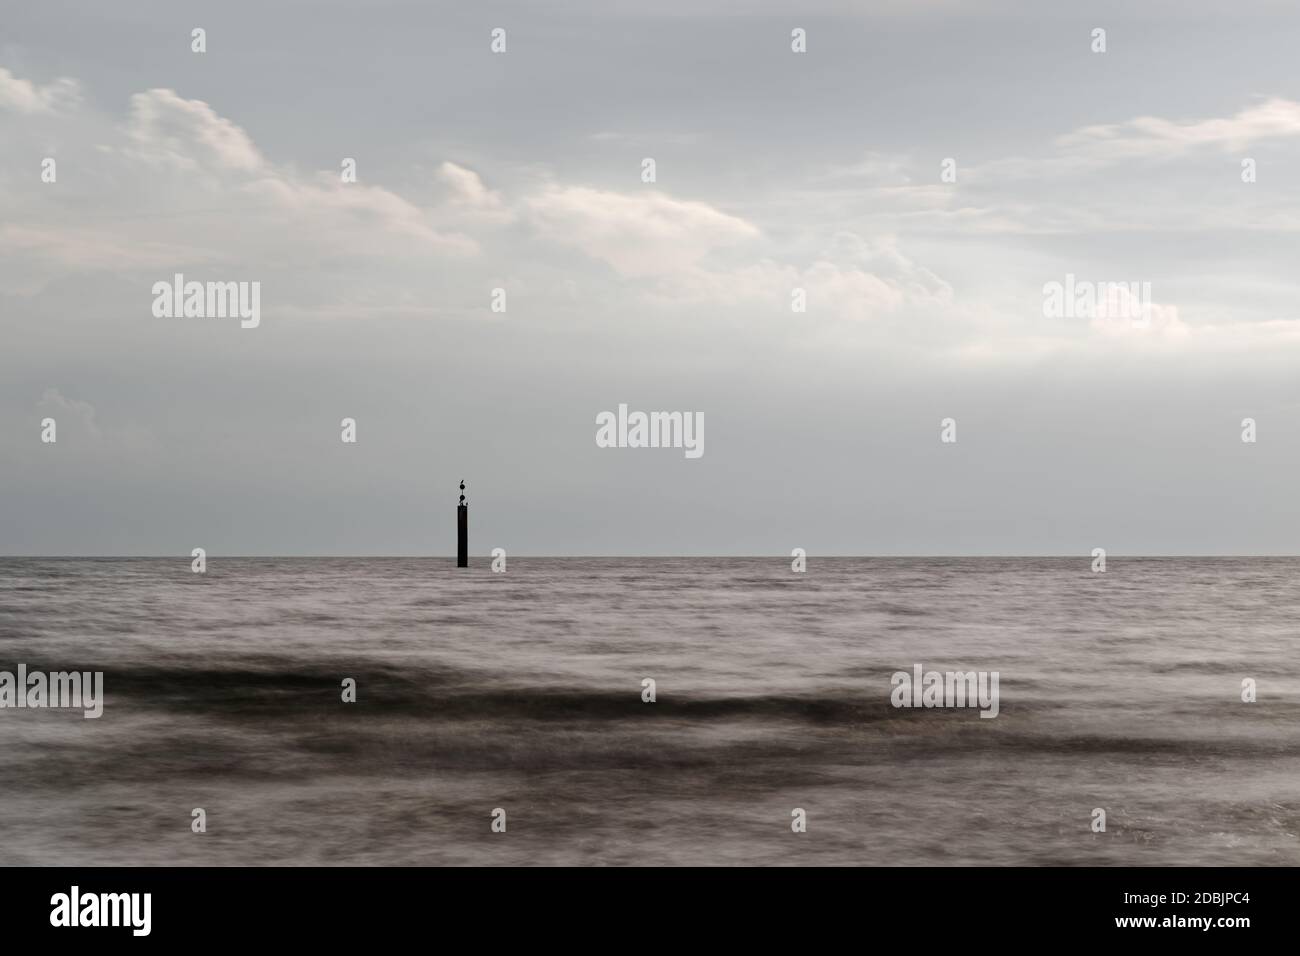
[457,480,468,568]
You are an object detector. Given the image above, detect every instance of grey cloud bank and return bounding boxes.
[3,1,1300,555]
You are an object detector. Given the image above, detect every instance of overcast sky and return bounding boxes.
[3,0,1300,555]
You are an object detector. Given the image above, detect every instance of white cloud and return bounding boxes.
[0,67,80,114]
[436,161,513,225]
[0,66,962,332]
[37,388,99,439]
[438,162,499,206]
[652,231,953,323]
[526,185,760,277]
[0,83,478,287]
[8,63,1289,361]
[1088,293,1186,338]
[125,89,264,172]
[1057,97,1300,160]
[824,98,1300,242]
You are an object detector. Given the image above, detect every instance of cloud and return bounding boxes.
[37,388,100,440]
[824,98,1300,242]
[0,82,478,288]
[1056,97,1300,160]
[436,161,513,225]
[117,90,475,256]
[9,62,1283,360]
[652,231,953,323]
[0,67,80,114]
[0,64,955,333]
[526,186,760,277]
[125,89,264,172]
[438,162,501,206]
[1087,290,1186,338]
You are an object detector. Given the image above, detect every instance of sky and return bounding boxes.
[3,0,1300,555]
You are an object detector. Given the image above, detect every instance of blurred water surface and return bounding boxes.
[1,557,1297,865]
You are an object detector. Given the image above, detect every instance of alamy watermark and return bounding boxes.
[50,886,150,936]
[595,404,704,459]
[152,273,261,329]
[0,664,103,718]
[890,663,1000,718]
[1042,274,1151,327]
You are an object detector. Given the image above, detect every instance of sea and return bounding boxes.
[1,556,1297,866]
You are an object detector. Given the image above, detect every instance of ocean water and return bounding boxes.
[0,556,1298,866]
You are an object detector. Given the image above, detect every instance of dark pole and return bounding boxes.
[457,480,468,568]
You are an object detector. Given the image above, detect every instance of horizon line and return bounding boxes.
[4,553,1300,560]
